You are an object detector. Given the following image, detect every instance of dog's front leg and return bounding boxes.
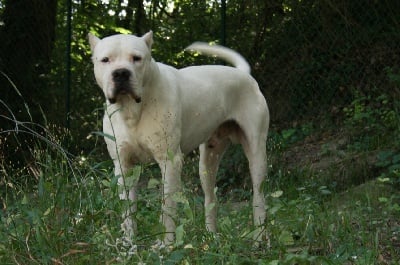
[114,158,138,240]
[157,150,183,245]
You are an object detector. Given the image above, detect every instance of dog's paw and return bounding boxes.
[246,227,271,250]
[120,216,137,238]
[151,239,166,251]
[105,236,138,259]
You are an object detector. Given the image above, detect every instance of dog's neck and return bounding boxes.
[143,58,160,88]
[106,96,142,128]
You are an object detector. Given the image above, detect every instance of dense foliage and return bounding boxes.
[1,0,399,149]
[0,1,400,263]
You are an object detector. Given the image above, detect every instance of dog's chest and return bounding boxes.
[118,126,155,164]
[105,112,168,165]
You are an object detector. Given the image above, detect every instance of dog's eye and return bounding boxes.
[101,57,109,63]
[132,56,142,62]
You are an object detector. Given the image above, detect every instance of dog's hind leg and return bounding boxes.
[240,128,269,245]
[199,137,230,233]
[247,146,268,242]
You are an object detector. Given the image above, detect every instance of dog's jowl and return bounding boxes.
[88,31,270,245]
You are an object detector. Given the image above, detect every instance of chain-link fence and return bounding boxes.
[0,0,399,153]
[0,0,400,126]
[248,0,400,125]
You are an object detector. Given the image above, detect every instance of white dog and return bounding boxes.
[88,31,269,245]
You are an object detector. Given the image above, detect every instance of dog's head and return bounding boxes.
[88,31,154,104]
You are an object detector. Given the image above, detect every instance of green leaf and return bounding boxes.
[282,128,296,140]
[130,165,142,179]
[378,197,388,203]
[183,203,193,221]
[147,178,160,189]
[279,230,294,246]
[172,192,187,204]
[392,154,400,164]
[21,194,28,205]
[271,190,283,198]
[175,224,185,247]
[125,169,141,188]
[269,205,282,215]
[43,206,53,216]
[378,177,390,183]
[319,186,331,195]
[112,27,132,34]
[101,179,110,188]
[389,164,400,172]
[167,149,175,162]
[91,131,115,142]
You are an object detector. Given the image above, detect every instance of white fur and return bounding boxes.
[88,31,269,245]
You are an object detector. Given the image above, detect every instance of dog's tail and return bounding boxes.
[185,42,251,74]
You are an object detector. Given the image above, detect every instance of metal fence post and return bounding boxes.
[221,0,226,46]
[65,0,72,130]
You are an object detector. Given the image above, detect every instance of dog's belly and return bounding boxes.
[180,133,210,154]
[179,122,221,153]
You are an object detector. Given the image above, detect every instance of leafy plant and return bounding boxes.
[376,150,400,187]
[343,89,399,150]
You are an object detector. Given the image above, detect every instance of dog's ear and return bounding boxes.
[88,33,100,53]
[142,31,153,49]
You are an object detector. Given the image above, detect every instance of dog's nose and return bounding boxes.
[112,68,131,82]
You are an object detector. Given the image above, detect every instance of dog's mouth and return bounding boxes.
[108,88,142,104]
[108,68,142,104]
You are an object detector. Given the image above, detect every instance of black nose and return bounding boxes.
[112,68,131,82]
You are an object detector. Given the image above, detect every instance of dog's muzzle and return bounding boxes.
[109,68,141,104]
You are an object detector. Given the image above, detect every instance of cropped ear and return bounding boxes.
[88,33,100,53]
[142,31,153,49]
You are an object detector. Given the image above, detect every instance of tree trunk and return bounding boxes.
[134,0,147,35]
[0,0,58,178]
[0,0,57,121]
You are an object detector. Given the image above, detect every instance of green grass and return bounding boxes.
[1,128,399,265]
[1,90,400,264]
